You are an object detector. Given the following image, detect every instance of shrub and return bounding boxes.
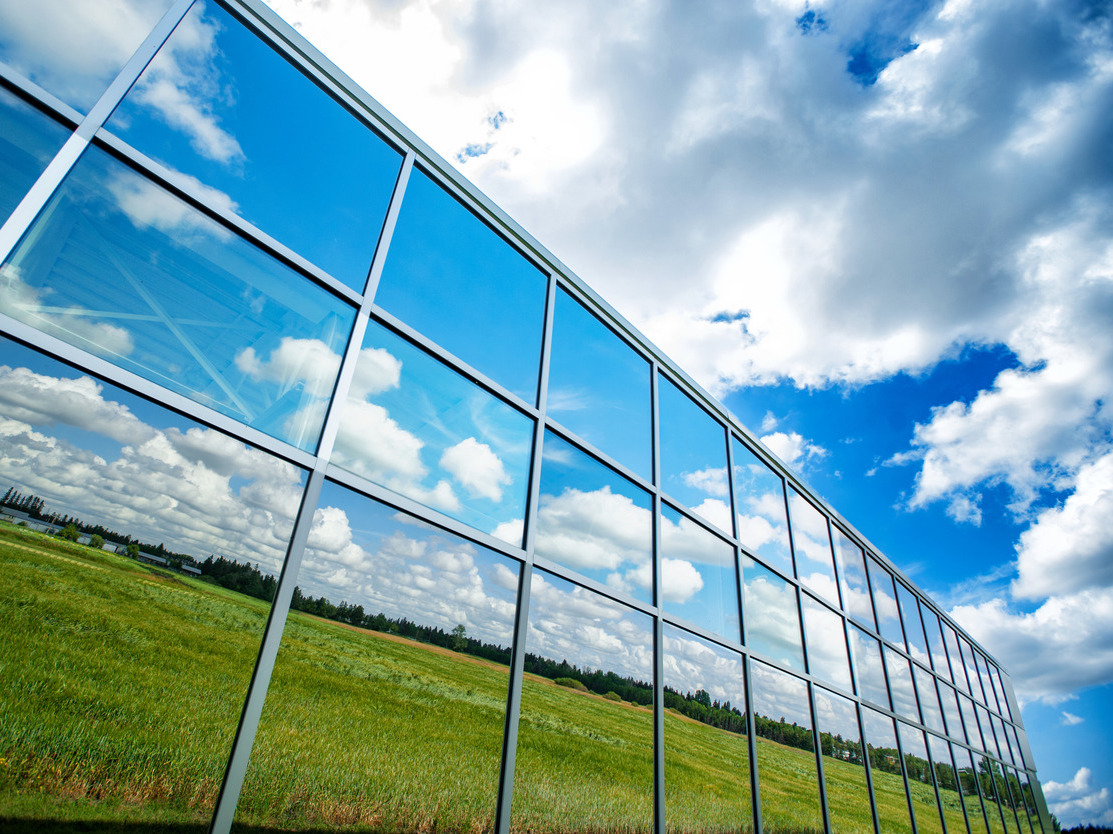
[603,691,622,701]
[554,677,587,691]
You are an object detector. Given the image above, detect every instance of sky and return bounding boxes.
[253,0,1112,825]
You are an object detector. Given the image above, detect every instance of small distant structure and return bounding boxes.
[181,563,202,577]
[138,552,169,567]
[0,507,61,534]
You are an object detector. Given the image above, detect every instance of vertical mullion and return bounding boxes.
[743,655,763,834]
[362,152,414,304]
[895,724,921,834]
[858,702,884,834]
[650,363,666,834]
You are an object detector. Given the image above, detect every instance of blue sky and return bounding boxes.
[260,0,1113,825]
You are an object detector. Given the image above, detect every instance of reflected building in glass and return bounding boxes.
[0,2,1050,833]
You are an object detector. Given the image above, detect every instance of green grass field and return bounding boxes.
[0,524,963,833]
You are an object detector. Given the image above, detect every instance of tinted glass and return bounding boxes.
[1016,771,1041,834]
[921,601,948,674]
[236,485,516,830]
[663,625,752,832]
[991,666,1014,720]
[868,556,904,647]
[375,167,547,402]
[802,594,852,692]
[961,693,985,751]
[993,763,1021,834]
[862,708,914,834]
[899,723,945,834]
[1,146,355,451]
[731,437,793,576]
[788,488,839,603]
[0,0,174,112]
[333,320,533,544]
[954,742,993,834]
[815,688,872,833]
[534,431,653,603]
[940,681,966,742]
[963,638,987,704]
[109,1,403,291]
[749,661,823,833]
[661,505,740,640]
[658,374,731,532]
[513,571,654,831]
[0,336,299,827]
[848,625,890,708]
[915,664,946,735]
[897,581,929,666]
[945,623,971,693]
[993,715,1016,766]
[978,704,1002,760]
[741,556,804,670]
[547,286,650,479]
[833,527,875,629]
[974,651,995,710]
[0,87,71,225]
[928,731,969,834]
[885,646,920,722]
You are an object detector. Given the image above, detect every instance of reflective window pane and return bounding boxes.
[333,320,532,544]
[897,581,930,666]
[0,87,71,225]
[899,723,945,834]
[663,625,752,832]
[534,431,653,603]
[788,488,839,604]
[928,731,969,834]
[815,688,872,834]
[833,527,875,630]
[921,601,949,675]
[993,763,1021,834]
[862,708,914,834]
[661,505,740,640]
[978,704,1002,760]
[236,485,516,830]
[868,555,905,647]
[885,646,920,722]
[741,556,804,670]
[109,2,403,291]
[974,651,995,710]
[915,664,947,735]
[0,336,300,826]
[963,637,987,705]
[1,146,356,451]
[945,623,971,693]
[514,571,654,831]
[992,666,1014,720]
[1016,771,1042,834]
[547,286,650,480]
[849,624,890,708]
[750,661,823,833]
[732,437,793,577]
[961,693,985,751]
[940,681,966,743]
[955,743,993,834]
[802,594,852,692]
[993,715,1016,767]
[0,0,174,112]
[375,168,547,403]
[658,374,731,532]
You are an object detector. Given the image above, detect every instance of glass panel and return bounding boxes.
[1008,725,1028,770]
[815,688,872,833]
[978,704,1002,759]
[993,763,1021,834]
[108,2,402,291]
[0,87,72,225]
[0,335,299,826]
[0,146,356,451]
[749,661,823,833]
[802,594,852,692]
[885,646,920,722]
[961,694,985,751]
[661,505,740,640]
[973,652,994,710]
[833,527,875,629]
[849,624,890,708]
[663,625,752,832]
[921,601,949,675]
[945,623,971,693]
[955,742,992,834]
[899,723,945,834]
[513,571,654,831]
[1005,768,1034,834]
[375,167,547,403]
[234,484,517,830]
[929,731,969,834]
[980,762,1010,834]
[868,555,905,648]
[740,556,804,671]
[862,708,914,834]
[897,582,930,666]
[534,431,653,603]
[0,0,174,112]
[547,286,651,480]
[940,681,967,742]
[915,665,946,735]
[731,437,793,577]
[992,667,1014,720]
[1016,771,1041,834]
[993,715,1016,766]
[788,488,839,604]
[332,320,532,544]
[658,374,731,532]
[962,638,986,705]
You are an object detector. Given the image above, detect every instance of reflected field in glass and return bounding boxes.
[749,660,823,833]
[898,723,944,834]
[0,86,71,224]
[832,528,875,631]
[741,556,804,671]
[513,571,654,833]
[954,743,991,834]
[1,145,356,451]
[814,688,872,834]
[732,437,793,578]
[235,483,517,831]
[861,708,914,834]
[661,504,740,640]
[787,489,838,605]
[663,625,752,833]
[928,731,968,834]
[0,336,300,826]
[801,594,852,693]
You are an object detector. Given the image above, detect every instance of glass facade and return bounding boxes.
[0,3,1048,833]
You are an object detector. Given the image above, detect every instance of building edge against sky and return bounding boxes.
[0,1,1052,833]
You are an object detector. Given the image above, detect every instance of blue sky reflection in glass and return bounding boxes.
[108,1,402,291]
[660,504,739,640]
[0,146,354,451]
[788,488,839,606]
[897,580,931,668]
[741,556,804,671]
[0,87,71,225]
[867,556,905,649]
[374,167,546,404]
[332,320,533,545]
[0,0,175,113]
[547,286,650,480]
[534,431,652,604]
[657,373,731,533]
[731,437,793,578]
